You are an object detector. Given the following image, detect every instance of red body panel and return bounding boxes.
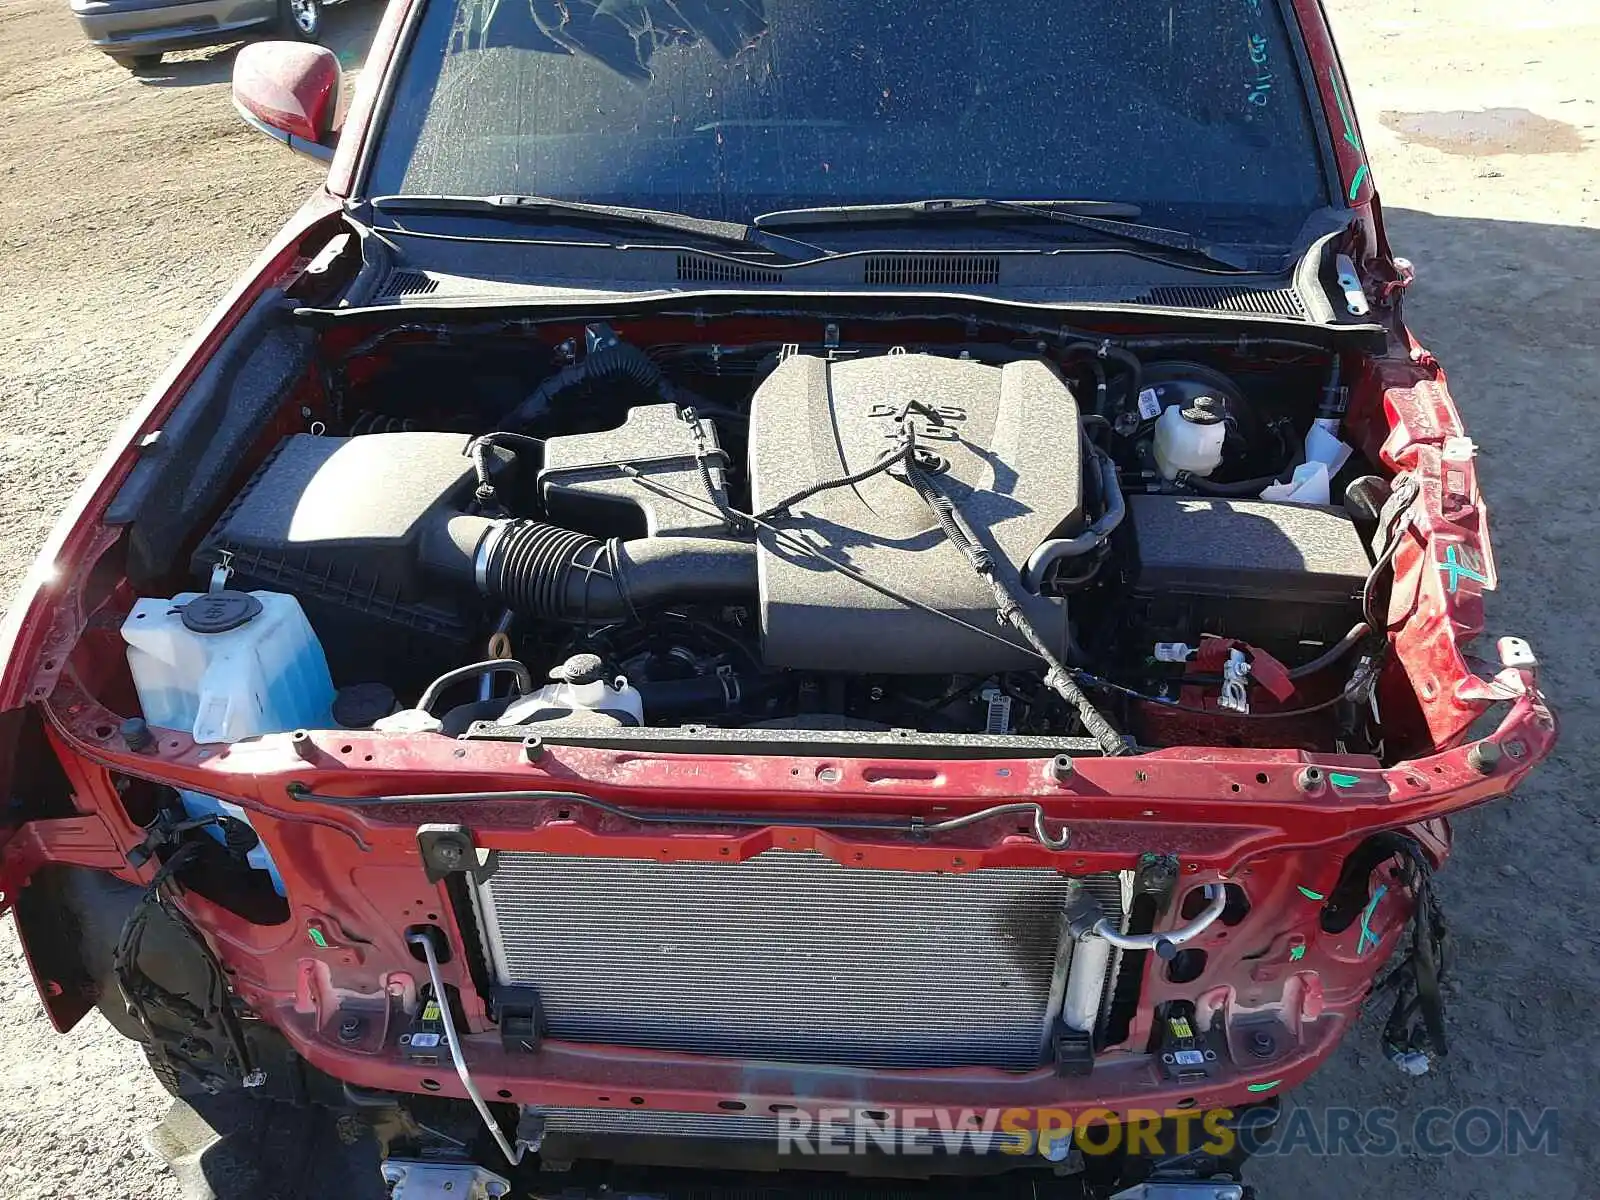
[233,42,343,144]
[0,0,1556,1137]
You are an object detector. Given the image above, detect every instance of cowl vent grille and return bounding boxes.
[377,269,439,298]
[676,256,785,284]
[863,255,1002,286]
[1141,284,1306,318]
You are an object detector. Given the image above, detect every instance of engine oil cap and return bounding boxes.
[180,590,263,634]
[550,653,606,685]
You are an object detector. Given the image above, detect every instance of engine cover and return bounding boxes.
[749,353,1083,672]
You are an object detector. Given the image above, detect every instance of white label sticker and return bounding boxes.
[1137,387,1162,420]
[409,1032,442,1048]
[1174,1049,1206,1066]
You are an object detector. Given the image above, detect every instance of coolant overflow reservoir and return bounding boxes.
[500,653,644,727]
[1153,394,1227,480]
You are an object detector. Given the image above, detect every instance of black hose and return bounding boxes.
[504,340,669,428]
[465,432,544,511]
[1064,340,1141,418]
[1021,449,1126,590]
[428,515,759,622]
[1290,622,1372,680]
[1186,434,1305,496]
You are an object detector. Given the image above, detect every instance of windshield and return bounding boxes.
[368,0,1330,242]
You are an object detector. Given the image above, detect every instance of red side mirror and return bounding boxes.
[232,41,344,162]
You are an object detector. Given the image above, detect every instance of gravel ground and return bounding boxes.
[1,1,1597,1197]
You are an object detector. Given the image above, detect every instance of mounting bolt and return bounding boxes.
[1295,766,1326,794]
[1250,1030,1277,1058]
[121,717,153,753]
[1467,740,1503,775]
[1049,754,1075,784]
[337,1017,364,1044]
[523,736,545,763]
[432,842,464,870]
[290,729,315,761]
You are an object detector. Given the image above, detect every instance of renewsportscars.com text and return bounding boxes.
[774,1105,1559,1159]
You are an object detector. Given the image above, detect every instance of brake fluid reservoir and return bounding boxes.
[121,588,335,895]
[1153,395,1227,480]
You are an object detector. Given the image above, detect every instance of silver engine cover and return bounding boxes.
[747,353,1083,673]
[472,848,1124,1071]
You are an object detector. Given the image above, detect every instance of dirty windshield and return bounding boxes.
[369,0,1329,241]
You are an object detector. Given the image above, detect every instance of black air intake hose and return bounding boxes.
[426,514,758,621]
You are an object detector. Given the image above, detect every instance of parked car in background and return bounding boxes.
[71,0,323,70]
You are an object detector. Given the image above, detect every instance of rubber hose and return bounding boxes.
[505,341,668,428]
[1021,449,1126,589]
[475,519,758,621]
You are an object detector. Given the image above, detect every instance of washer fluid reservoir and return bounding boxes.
[121,587,335,895]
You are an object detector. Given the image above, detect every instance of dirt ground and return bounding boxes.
[1,0,1597,1196]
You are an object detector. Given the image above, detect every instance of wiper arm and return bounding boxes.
[368,194,821,262]
[755,198,1250,271]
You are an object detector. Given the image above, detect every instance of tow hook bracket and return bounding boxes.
[416,824,495,884]
[380,1159,509,1200]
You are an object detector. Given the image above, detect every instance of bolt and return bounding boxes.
[121,717,153,753]
[432,842,464,870]
[1049,754,1074,784]
[523,735,545,763]
[1467,740,1502,775]
[1295,766,1325,794]
[290,729,315,761]
[1250,1030,1277,1058]
[338,1017,363,1044]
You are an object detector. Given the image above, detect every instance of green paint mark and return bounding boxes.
[1329,68,1363,152]
[1297,886,1326,902]
[1290,944,1307,962]
[1357,884,1388,956]
[307,927,328,948]
[1247,1080,1283,1094]
[1439,544,1492,594]
[1347,163,1370,203]
[1329,772,1361,790]
[1327,67,1369,201]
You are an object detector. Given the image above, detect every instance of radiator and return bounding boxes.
[471,849,1128,1070]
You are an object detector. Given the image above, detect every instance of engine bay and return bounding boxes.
[176,320,1390,755]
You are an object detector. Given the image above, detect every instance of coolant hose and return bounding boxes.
[1021,449,1126,590]
[426,514,758,620]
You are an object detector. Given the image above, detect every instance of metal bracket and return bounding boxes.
[380,1160,510,1200]
[493,984,545,1054]
[1110,1182,1243,1200]
[416,824,495,884]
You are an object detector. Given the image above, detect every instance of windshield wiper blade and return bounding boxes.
[754,198,1250,271]
[368,194,820,262]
